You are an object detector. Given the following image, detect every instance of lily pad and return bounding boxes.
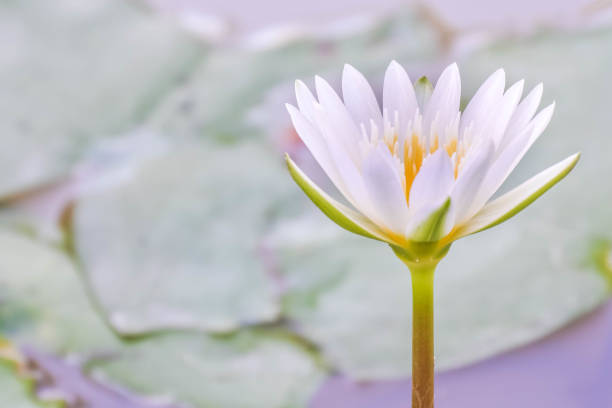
[144,9,441,143]
[89,331,325,408]
[0,363,44,408]
[0,228,326,407]
[0,0,204,198]
[272,26,612,380]
[0,230,118,353]
[275,209,607,380]
[72,142,300,334]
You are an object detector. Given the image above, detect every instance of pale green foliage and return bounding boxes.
[0,0,203,197]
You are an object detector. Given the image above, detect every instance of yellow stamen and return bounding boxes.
[403,133,425,204]
[429,135,439,154]
[385,132,399,155]
[403,134,464,204]
[444,138,457,157]
[444,138,462,178]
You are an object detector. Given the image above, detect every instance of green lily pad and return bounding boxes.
[275,209,607,380]
[272,26,612,380]
[89,331,325,408]
[0,230,118,353]
[144,9,440,143]
[72,142,300,334]
[0,0,204,198]
[0,229,326,407]
[0,363,45,408]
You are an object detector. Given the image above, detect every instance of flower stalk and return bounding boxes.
[394,246,444,408]
[409,262,436,408]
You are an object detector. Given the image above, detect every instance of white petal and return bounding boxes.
[465,101,556,218]
[500,83,543,150]
[312,105,374,216]
[295,80,318,122]
[423,63,461,137]
[469,79,523,148]
[285,154,392,243]
[406,150,455,236]
[286,103,341,188]
[528,102,555,146]
[450,140,495,225]
[464,125,533,219]
[489,80,524,148]
[315,76,362,161]
[383,60,418,138]
[453,153,580,239]
[460,68,505,136]
[409,149,454,210]
[361,144,409,233]
[342,64,383,128]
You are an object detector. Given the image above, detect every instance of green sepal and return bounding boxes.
[391,242,451,270]
[285,154,388,243]
[411,198,451,243]
[454,152,580,239]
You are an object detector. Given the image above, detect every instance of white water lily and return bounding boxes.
[285,61,579,251]
[285,61,579,408]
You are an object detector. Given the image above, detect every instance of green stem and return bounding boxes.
[410,263,436,408]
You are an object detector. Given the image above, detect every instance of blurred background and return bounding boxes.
[1,0,612,407]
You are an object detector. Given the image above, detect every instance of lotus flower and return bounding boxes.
[285,61,578,257]
[284,61,579,408]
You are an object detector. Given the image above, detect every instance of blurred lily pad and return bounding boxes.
[89,331,325,408]
[0,229,118,353]
[275,209,607,380]
[73,142,299,334]
[0,0,204,198]
[144,9,441,143]
[459,26,612,231]
[0,363,44,408]
[271,25,612,380]
[0,228,325,407]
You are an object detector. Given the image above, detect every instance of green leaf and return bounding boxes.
[73,143,295,335]
[0,0,204,198]
[275,213,608,379]
[0,363,47,408]
[0,230,119,352]
[0,228,326,407]
[88,331,325,408]
[143,9,441,143]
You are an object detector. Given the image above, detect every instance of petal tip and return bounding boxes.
[294,79,307,92]
[444,62,460,76]
[570,151,581,165]
[343,63,363,79]
[285,103,298,115]
[343,63,355,72]
[387,59,402,70]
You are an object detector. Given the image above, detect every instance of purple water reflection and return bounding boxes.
[311,300,612,408]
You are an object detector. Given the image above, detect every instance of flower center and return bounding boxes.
[360,111,468,207]
[401,134,464,204]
